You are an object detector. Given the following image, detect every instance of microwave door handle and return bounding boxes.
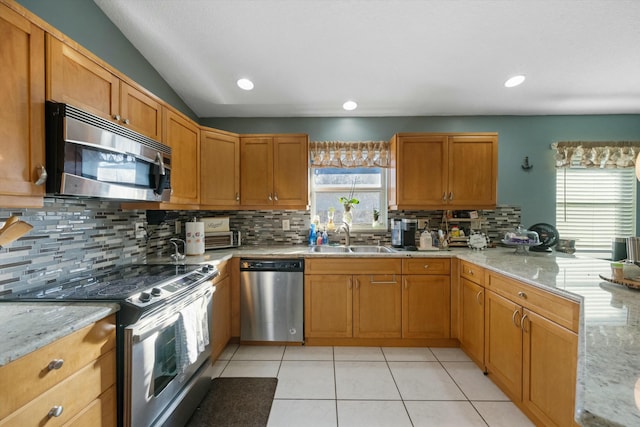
[154,152,168,195]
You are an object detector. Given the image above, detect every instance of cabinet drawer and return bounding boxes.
[0,315,116,419]
[487,273,579,332]
[63,385,116,427]
[0,349,116,427]
[306,258,401,275]
[402,258,450,275]
[460,260,485,285]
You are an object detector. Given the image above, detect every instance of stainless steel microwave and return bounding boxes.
[45,101,171,202]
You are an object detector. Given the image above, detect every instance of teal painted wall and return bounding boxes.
[15,0,197,120]
[201,115,640,228]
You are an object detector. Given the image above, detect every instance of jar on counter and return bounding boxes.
[611,262,624,281]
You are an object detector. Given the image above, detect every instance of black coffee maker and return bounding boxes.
[391,219,418,250]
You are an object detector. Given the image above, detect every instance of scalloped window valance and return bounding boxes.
[552,141,640,169]
[310,141,390,168]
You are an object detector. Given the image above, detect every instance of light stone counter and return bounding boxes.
[0,302,119,366]
[173,244,639,427]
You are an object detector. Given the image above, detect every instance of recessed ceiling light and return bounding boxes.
[504,75,526,88]
[237,78,254,91]
[343,100,358,111]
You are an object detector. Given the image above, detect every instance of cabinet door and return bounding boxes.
[460,278,485,367]
[119,82,162,140]
[448,135,497,209]
[200,130,240,207]
[0,5,45,206]
[402,275,450,339]
[273,135,309,208]
[212,276,231,361]
[354,274,402,338]
[305,275,353,338]
[485,290,523,401]
[395,135,448,208]
[164,108,200,204]
[240,137,274,206]
[523,309,578,427]
[46,34,119,121]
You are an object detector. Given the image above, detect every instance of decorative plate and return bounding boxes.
[468,233,488,250]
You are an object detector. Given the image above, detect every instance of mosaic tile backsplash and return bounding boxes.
[0,198,520,295]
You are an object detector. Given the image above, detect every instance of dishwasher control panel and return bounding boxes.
[240,259,304,272]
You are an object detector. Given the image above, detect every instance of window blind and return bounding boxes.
[556,168,636,254]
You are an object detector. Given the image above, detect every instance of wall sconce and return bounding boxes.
[0,216,33,248]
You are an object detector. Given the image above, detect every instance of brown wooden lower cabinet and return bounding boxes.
[459,277,485,367]
[212,274,231,360]
[354,274,402,338]
[305,274,353,338]
[0,316,116,426]
[402,275,450,339]
[481,274,579,427]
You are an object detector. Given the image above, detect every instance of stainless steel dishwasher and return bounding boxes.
[239,258,304,343]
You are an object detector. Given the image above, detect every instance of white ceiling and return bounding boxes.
[93,0,640,118]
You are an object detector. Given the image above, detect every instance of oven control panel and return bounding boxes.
[125,265,218,308]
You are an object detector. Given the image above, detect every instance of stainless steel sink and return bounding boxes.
[308,245,351,253]
[348,245,395,253]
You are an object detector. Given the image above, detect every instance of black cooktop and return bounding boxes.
[0,264,203,301]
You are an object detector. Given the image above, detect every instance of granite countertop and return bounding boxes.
[180,244,639,427]
[2,245,637,426]
[0,302,119,366]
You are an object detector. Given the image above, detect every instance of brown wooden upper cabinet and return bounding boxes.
[46,34,162,141]
[0,3,45,207]
[200,128,241,208]
[240,134,309,209]
[164,108,200,205]
[389,133,498,210]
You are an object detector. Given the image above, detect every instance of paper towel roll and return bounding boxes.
[185,222,205,255]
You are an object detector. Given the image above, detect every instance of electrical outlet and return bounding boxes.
[135,222,145,239]
[282,219,290,231]
[175,220,181,234]
[418,219,429,230]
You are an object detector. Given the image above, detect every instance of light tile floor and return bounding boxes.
[212,345,534,427]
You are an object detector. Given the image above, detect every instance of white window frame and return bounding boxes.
[556,167,636,258]
[310,168,388,231]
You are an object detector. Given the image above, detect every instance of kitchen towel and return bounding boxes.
[176,297,209,373]
[186,221,205,255]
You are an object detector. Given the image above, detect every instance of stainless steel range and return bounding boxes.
[0,263,219,427]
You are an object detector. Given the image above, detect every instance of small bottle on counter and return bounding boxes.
[322,230,328,245]
[309,224,317,246]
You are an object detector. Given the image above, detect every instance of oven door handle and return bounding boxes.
[130,288,213,343]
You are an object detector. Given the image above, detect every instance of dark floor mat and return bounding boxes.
[185,377,278,427]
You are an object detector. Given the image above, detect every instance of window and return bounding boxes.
[311,167,387,230]
[556,167,636,257]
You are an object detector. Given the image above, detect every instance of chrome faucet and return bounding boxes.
[169,238,186,262]
[336,221,351,246]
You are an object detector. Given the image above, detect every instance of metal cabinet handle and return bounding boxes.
[521,314,529,333]
[235,192,240,201]
[518,291,527,299]
[423,264,429,269]
[268,193,273,201]
[512,309,521,327]
[48,406,63,418]
[123,118,130,125]
[476,290,483,305]
[467,268,474,275]
[48,359,64,370]
[274,192,279,201]
[442,192,447,201]
[449,191,454,201]
[370,274,397,284]
[113,114,121,121]
[35,165,48,186]
[355,279,359,289]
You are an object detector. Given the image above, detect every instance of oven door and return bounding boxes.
[123,283,213,427]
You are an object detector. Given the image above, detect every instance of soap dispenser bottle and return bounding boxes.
[309,224,317,245]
